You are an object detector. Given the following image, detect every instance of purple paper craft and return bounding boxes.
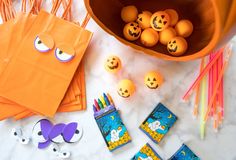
[49,123,66,143]
[63,122,78,143]
[32,119,82,149]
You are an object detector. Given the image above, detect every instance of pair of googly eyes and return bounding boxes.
[11,128,30,145]
[34,36,74,62]
[49,143,70,159]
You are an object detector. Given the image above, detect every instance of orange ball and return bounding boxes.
[175,19,193,37]
[159,27,176,45]
[137,11,152,29]
[121,5,138,23]
[144,71,164,89]
[104,55,122,73]
[123,22,141,41]
[165,9,179,26]
[117,79,135,98]
[140,28,159,47]
[167,36,188,56]
[150,11,170,31]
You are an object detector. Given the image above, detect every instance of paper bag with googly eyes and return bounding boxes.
[0,0,89,120]
[0,2,92,117]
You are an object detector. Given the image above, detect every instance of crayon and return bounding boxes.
[98,99,104,109]
[94,99,100,110]
[103,93,110,106]
[107,93,114,106]
[99,96,106,107]
[93,105,97,112]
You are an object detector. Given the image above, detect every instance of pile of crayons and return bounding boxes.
[93,93,115,112]
[183,44,233,139]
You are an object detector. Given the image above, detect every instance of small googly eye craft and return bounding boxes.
[31,119,83,149]
[55,43,75,62]
[48,143,71,159]
[34,33,54,52]
[144,71,164,89]
[62,122,83,143]
[123,22,141,41]
[104,55,122,73]
[11,128,30,145]
[150,11,170,31]
[167,36,188,56]
[117,79,136,98]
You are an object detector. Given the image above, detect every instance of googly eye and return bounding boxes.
[34,36,51,52]
[55,48,74,62]
[49,123,66,144]
[19,136,30,145]
[11,128,22,139]
[63,122,83,143]
[58,151,71,159]
[32,119,53,144]
[48,143,60,155]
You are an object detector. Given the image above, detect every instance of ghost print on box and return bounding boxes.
[95,105,131,151]
[139,103,177,143]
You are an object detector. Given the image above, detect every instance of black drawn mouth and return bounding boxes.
[128,30,140,37]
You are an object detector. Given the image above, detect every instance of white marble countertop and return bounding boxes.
[1,1,236,160]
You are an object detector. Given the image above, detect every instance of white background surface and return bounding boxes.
[0,1,236,160]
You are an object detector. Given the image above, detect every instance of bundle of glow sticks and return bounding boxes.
[183,44,233,139]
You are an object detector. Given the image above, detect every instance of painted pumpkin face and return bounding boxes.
[117,79,135,98]
[123,22,141,41]
[150,11,170,31]
[144,71,163,89]
[167,37,188,56]
[137,11,152,29]
[104,55,121,73]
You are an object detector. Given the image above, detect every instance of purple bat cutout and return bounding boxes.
[33,119,81,149]
[63,122,78,143]
[40,119,53,140]
[49,123,66,143]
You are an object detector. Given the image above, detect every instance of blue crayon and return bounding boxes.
[103,93,110,106]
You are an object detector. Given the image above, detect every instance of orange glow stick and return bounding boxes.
[193,58,205,117]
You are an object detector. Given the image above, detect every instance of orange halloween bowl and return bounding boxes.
[84,0,236,61]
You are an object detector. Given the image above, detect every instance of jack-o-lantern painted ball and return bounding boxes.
[117,79,135,98]
[159,27,176,45]
[150,11,170,31]
[137,11,152,29]
[144,71,164,89]
[167,36,188,56]
[121,5,138,23]
[175,19,193,38]
[140,28,159,47]
[123,22,141,41]
[104,55,122,73]
[165,9,179,26]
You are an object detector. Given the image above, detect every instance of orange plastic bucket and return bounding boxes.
[85,0,236,61]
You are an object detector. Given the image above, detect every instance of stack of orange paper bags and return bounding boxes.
[0,0,92,120]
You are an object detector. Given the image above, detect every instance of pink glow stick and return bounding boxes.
[182,49,223,101]
[204,47,232,122]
